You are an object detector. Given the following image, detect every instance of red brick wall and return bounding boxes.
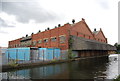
[8,19,107,49]
[70,20,94,40]
[9,38,21,48]
[31,23,70,50]
[50,27,59,48]
[94,30,107,43]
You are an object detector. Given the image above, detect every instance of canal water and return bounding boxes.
[1,54,119,80]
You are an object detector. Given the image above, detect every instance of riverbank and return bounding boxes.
[2,55,109,72]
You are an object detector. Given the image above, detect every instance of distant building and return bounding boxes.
[0,47,7,54]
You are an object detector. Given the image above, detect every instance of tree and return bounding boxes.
[114,43,118,47]
[114,43,120,53]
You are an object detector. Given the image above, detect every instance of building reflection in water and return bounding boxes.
[1,54,119,80]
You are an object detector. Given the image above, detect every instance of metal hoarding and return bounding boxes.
[38,48,47,61]
[38,48,61,61]
[5,48,30,61]
[5,47,61,64]
[54,48,60,60]
[47,48,53,60]
[17,48,30,61]
[30,48,38,61]
[5,48,16,60]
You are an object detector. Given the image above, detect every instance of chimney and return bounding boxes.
[26,34,28,37]
[72,19,75,24]
[47,27,50,30]
[58,24,61,27]
[31,32,34,35]
[38,30,41,32]
[55,26,57,28]
[82,18,85,21]
[94,28,96,31]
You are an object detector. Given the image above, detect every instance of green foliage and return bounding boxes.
[68,36,75,59]
[50,59,57,62]
[114,43,120,50]
[114,43,120,53]
[8,59,19,67]
[114,75,120,81]
[68,36,74,49]
[68,49,75,59]
[68,49,72,59]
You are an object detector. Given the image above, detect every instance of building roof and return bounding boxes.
[93,31,99,35]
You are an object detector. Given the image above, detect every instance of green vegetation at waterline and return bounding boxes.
[8,59,19,67]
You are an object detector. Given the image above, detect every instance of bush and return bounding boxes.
[114,75,120,81]
[8,60,19,67]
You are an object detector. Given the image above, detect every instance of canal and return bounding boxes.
[1,54,119,80]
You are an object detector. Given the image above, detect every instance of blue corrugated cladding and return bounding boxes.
[5,47,60,61]
[5,48,30,60]
[38,48,46,60]
[38,48,60,61]
[5,48,16,60]
[17,48,30,60]
[54,48,60,60]
[38,48,51,60]
[47,48,53,60]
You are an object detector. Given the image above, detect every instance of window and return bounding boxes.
[38,40,42,43]
[33,41,36,45]
[51,37,57,42]
[59,35,66,43]
[44,38,48,43]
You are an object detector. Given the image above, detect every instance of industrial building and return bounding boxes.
[8,18,116,57]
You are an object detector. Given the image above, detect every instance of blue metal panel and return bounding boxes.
[5,49,8,59]
[54,48,60,60]
[17,48,30,61]
[24,48,30,61]
[17,49,25,60]
[38,48,42,60]
[38,48,47,60]
[38,48,61,61]
[45,48,49,60]
[6,48,17,60]
[5,48,30,61]
[47,48,53,60]
[57,49,60,59]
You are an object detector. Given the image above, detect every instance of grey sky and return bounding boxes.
[2,2,60,23]
[96,0,110,9]
[0,0,118,47]
[0,18,15,27]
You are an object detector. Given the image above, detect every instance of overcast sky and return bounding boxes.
[0,0,119,47]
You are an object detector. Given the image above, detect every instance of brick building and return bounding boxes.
[8,18,116,57]
[9,18,107,48]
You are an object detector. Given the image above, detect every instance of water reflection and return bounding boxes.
[1,54,119,80]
